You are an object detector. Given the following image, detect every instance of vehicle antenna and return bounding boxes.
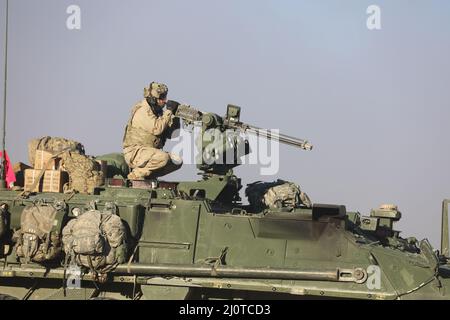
[0,0,9,189]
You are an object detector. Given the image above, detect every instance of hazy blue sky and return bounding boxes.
[1,0,450,247]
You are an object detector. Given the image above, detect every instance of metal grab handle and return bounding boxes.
[441,199,450,258]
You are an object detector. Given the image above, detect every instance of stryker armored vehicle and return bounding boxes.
[0,104,450,300]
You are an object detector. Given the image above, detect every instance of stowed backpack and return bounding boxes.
[60,151,104,194]
[14,200,67,263]
[28,136,85,168]
[62,205,127,274]
[245,179,312,211]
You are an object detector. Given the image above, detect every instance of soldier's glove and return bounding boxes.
[166,100,180,114]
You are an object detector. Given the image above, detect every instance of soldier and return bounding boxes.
[123,82,182,180]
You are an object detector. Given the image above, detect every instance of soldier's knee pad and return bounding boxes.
[158,153,171,167]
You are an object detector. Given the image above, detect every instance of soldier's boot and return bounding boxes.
[147,155,183,179]
[127,171,145,180]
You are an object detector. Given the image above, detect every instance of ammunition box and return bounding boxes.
[34,150,61,170]
[24,169,69,193]
[24,169,43,192]
[42,170,69,193]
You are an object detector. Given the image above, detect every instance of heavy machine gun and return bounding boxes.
[174,104,312,175]
[175,103,313,150]
[171,104,313,203]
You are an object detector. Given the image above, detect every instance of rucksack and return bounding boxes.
[28,136,85,168]
[62,209,127,274]
[60,151,104,194]
[245,179,312,210]
[13,200,67,263]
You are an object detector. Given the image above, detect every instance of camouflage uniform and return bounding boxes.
[123,83,182,180]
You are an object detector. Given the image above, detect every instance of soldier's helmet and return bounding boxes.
[144,82,168,99]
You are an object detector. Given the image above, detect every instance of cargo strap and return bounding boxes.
[63,191,76,202]
[127,245,139,274]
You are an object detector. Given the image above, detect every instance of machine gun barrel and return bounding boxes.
[233,123,313,151]
[174,104,313,151]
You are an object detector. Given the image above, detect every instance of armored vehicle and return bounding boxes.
[0,104,450,300]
